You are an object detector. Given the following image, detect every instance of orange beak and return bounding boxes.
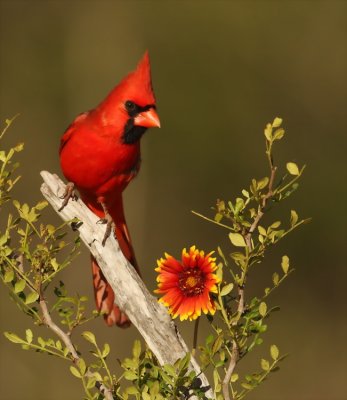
[134,108,161,128]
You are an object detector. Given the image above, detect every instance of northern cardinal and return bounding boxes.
[59,52,160,327]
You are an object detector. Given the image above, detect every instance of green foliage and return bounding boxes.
[1,117,308,399]
[4,329,73,360]
[0,117,81,323]
[0,115,22,205]
[53,281,100,331]
[193,117,309,399]
[121,341,209,399]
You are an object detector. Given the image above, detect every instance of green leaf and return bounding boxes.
[229,233,246,247]
[281,255,290,274]
[212,335,224,355]
[272,272,279,286]
[220,283,233,297]
[242,189,249,198]
[125,386,139,395]
[241,382,253,390]
[150,381,160,396]
[82,331,96,345]
[258,226,267,236]
[159,370,173,385]
[0,233,9,246]
[259,302,267,317]
[270,344,279,360]
[25,291,39,304]
[123,370,138,381]
[234,197,245,214]
[142,392,151,400]
[14,142,24,152]
[163,364,176,378]
[14,279,26,293]
[35,200,48,210]
[4,332,25,344]
[102,343,110,358]
[270,221,281,229]
[122,358,138,369]
[273,128,285,140]
[25,329,33,344]
[213,369,220,389]
[261,358,270,371]
[50,258,59,272]
[70,366,82,378]
[272,117,283,128]
[77,358,86,375]
[230,373,239,382]
[257,177,269,190]
[177,352,190,373]
[206,334,214,346]
[133,340,141,359]
[215,213,223,223]
[286,162,300,176]
[290,210,298,227]
[13,199,20,209]
[86,376,96,389]
[216,263,223,281]
[264,123,272,141]
[4,270,14,283]
[230,252,246,263]
[92,372,102,382]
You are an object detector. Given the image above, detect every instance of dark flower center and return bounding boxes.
[178,268,205,297]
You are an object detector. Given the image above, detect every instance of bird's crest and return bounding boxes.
[100,51,156,113]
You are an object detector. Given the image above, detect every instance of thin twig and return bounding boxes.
[39,295,78,359]
[39,288,114,400]
[222,283,244,400]
[191,210,234,231]
[245,166,277,249]
[0,114,20,140]
[222,341,239,400]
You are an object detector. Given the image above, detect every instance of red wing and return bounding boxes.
[59,112,88,154]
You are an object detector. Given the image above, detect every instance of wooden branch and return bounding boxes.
[40,171,212,398]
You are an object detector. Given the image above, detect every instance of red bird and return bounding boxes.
[59,52,160,327]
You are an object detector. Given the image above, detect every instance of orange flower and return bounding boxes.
[155,246,220,321]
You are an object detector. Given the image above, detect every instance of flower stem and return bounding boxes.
[192,317,200,357]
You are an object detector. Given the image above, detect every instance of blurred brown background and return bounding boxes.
[0,1,346,399]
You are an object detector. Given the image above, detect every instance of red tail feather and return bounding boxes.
[86,194,140,327]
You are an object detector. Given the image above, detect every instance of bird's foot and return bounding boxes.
[97,203,115,246]
[59,182,77,211]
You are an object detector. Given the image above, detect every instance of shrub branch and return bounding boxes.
[222,155,278,400]
[38,286,114,399]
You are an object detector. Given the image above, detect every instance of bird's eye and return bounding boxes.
[125,100,136,112]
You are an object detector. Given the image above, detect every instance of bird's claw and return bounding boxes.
[97,213,115,246]
[59,182,77,211]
